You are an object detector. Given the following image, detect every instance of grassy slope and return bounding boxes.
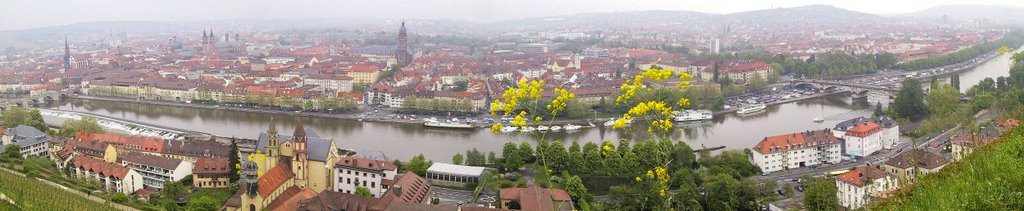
[0,169,116,211]
[871,126,1024,210]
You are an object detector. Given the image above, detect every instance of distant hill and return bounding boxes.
[901,5,1024,22]
[492,5,883,31]
[723,5,882,26]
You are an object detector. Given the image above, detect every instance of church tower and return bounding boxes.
[291,121,308,188]
[63,36,71,73]
[396,22,410,66]
[266,118,279,166]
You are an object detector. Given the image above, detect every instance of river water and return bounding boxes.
[45,49,1018,161]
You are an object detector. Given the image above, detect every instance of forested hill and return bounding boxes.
[870,123,1024,209]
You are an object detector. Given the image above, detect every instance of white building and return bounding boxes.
[333,156,398,198]
[750,129,843,173]
[833,116,900,149]
[1,125,51,157]
[425,162,487,186]
[119,151,193,189]
[69,156,145,194]
[842,122,883,157]
[305,74,354,92]
[835,165,899,210]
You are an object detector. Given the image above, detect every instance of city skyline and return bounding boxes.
[2,0,1024,31]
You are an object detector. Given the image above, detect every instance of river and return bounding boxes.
[43,49,1018,161]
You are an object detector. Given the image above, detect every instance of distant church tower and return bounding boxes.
[396,22,410,66]
[63,36,71,73]
[202,29,216,56]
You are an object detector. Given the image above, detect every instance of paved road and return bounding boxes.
[432,187,475,205]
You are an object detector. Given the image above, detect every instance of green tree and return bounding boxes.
[971,92,996,111]
[563,174,590,202]
[0,107,47,131]
[804,179,839,211]
[452,153,464,165]
[502,142,522,172]
[703,173,740,211]
[186,196,220,211]
[228,138,240,182]
[893,78,929,119]
[951,73,961,91]
[519,142,535,163]
[3,144,22,161]
[58,116,105,137]
[927,84,962,115]
[466,149,485,166]
[487,151,498,167]
[355,186,372,197]
[406,154,431,176]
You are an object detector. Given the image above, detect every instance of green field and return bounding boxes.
[0,169,117,211]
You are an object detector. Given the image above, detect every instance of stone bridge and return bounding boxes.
[790,79,896,106]
[0,90,70,112]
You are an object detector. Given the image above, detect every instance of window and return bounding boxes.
[347,178,351,184]
[371,182,375,188]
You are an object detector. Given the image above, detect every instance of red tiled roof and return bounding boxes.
[845,122,882,138]
[70,156,130,180]
[259,161,295,198]
[336,157,397,172]
[753,129,841,154]
[266,186,316,211]
[193,157,231,175]
[836,166,889,187]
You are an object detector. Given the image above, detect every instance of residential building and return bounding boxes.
[1,125,51,157]
[750,129,843,173]
[835,165,899,210]
[118,151,194,189]
[499,186,575,211]
[882,149,948,184]
[296,172,440,211]
[833,116,900,149]
[950,131,997,162]
[425,162,486,186]
[333,156,398,197]
[69,155,145,194]
[345,64,382,84]
[305,74,354,92]
[843,122,883,157]
[193,157,231,189]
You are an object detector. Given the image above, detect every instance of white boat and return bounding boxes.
[520,126,535,132]
[563,124,582,131]
[736,104,767,115]
[813,116,824,123]
[550,126,562,131]
[536,125,550,131]
[423,120,475,129]
[672,110,714,122]
[501,126,518,133]
[604,118,617,127]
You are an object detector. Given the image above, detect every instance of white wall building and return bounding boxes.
[1,125,51,157]
[333,157,398,198]
[843,122,884,157]
[833,116,900,149]
[835,165,899,210]
[119,151,193,189]
[750,129,843,173]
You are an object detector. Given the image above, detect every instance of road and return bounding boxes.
[432,187,475,205]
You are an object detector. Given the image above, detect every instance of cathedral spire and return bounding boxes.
[63,36,71,72]
[268,117,277,135]
[293,120,306,140]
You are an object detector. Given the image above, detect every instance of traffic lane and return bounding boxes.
[433,187,475,203]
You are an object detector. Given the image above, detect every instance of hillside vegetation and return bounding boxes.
[871,126,1024,210]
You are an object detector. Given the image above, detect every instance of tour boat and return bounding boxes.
[736,104,767,115]
[550,125,562,131]
[520,126,535,132]
[501,126,518,133]
[563,124,582,131]
[423,120,475,129]
[813,116,825,123]
[672,110,714,122]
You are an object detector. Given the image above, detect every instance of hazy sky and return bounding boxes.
[2,0,1023,31]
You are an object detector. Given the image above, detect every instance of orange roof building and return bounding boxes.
[750,129,843,173]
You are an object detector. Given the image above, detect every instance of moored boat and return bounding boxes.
[673,110,714,122]
[423,120,476,129]
[550,125,562,131]
[736,104,767,115]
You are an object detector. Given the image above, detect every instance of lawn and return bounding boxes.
[187,188,235,205]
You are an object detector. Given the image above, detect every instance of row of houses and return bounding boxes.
[751,116,901,173]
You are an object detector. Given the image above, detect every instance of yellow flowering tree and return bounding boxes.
[489,79,577,185]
